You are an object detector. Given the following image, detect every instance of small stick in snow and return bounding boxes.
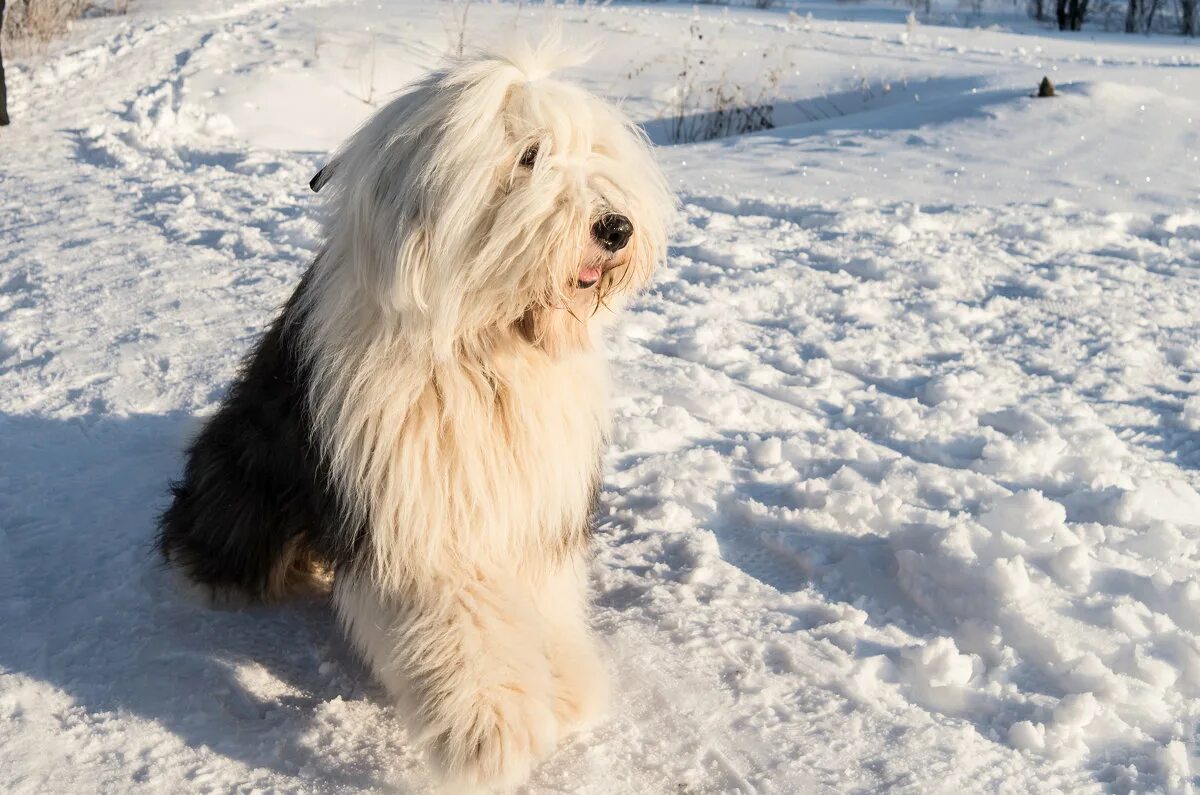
[1037,76,1056,98]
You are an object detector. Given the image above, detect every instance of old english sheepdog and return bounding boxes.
[157,39,673,789]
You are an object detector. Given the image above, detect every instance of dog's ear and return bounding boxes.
[310,164,332,193]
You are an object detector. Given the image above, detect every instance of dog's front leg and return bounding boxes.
[536,553,610,735]
[335,570,559,789]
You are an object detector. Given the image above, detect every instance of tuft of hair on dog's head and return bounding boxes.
[303,36,674,361]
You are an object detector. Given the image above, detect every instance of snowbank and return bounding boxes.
[2,0,1199,792]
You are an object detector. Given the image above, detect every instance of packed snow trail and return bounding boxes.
[2,1,1199,793]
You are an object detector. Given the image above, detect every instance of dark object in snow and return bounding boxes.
[1,0,10,126]
[1037,76,1056,98]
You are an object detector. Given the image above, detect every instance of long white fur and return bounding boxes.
[296,38,672,789]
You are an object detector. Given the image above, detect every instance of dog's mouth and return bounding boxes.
[577,258,623,289]
[577,265,603,289]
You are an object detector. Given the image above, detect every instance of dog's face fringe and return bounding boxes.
[308,41,673,359]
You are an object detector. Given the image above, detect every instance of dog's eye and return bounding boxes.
[519,143,539,168]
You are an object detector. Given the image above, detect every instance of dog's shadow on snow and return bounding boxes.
[0,411,415,790]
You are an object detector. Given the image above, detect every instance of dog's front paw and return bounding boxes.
[428,683,559,789]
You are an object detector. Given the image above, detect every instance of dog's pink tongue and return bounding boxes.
[578,265,602,287]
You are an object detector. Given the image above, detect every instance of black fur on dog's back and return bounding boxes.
[157,275,363,601]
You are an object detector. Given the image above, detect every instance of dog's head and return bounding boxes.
[313,39,673,357]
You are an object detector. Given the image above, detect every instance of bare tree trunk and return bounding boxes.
[0,0,9,126]
[1056,0,1069,27]
[1066,0,1087,29]
[1184,0,1197,34]
[1125,0,1140,30]
[1145,0,1160,29]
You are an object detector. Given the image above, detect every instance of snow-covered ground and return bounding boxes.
[2,1,1200,792]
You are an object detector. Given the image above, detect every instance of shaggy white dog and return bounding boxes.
[158,39,673,789]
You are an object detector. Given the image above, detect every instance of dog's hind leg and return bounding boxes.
[158,460,330,606]
[334,570,561,789]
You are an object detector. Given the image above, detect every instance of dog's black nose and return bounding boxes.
[592,214,633,253]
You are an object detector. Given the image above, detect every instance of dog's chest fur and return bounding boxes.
[321,322,611,587]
